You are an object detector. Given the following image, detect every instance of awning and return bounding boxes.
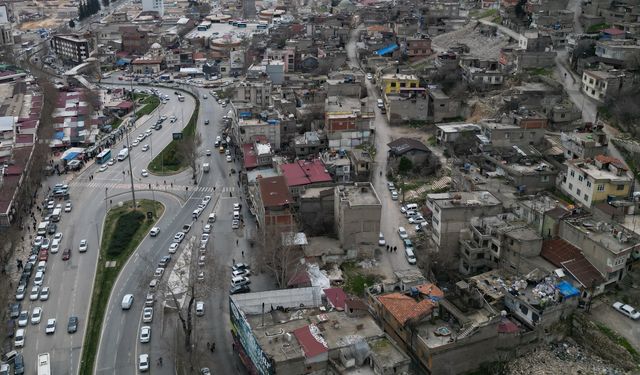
[62,152,80,161]
[116,58,131,66]
[375,43,398,56]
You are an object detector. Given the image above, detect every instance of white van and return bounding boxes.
[192,208,202,219]
[404,203,418,212]
[377,98,384,108]
[405,248,417,265]
[233,210,240,220]
[37,222,48,236]
[207,213,216,223]
[36,261,46,274]
[231,276,250,287]
[121,294,134,310]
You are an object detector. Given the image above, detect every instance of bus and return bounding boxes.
[96,149,112,164]
[257,21,268,29]
[37,353,50,375]
[237,22,247,28]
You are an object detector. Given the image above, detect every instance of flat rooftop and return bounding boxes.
[436,123,481,133]
[564,218,639,254]
[568,160,631,182]
[337,183,381,206]
[428,191,501,209]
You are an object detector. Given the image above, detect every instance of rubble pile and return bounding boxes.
[431,21,510,59]
[507,341,625,375]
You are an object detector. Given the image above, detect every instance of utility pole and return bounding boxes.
[127,66,137,209]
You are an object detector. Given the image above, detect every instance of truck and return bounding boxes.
[37,353,50,375]
[117,148,129,161]
[202,163,210,173]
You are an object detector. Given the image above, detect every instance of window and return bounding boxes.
[584,194,589,201]
[390,82,397,87]
[569,183,573,190]
[597,184,605,191]
[541,175,549,182]
[505,133,510,139]
[616,185,625,191]
[587,181,592,188]
[400,82,406,88]
[576,188,581,195]
[570,170,575,177]
[578,175,583,182]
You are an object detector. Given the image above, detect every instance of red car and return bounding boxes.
[38,249,49,262]
[62,248,71,261]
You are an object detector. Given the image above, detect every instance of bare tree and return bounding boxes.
[260,228,304,288]
[177,132,202,181]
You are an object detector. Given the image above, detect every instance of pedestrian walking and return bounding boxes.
[236,239,239,246]
[386,245,389,252]
[207,342,210,350]
[232,258,236,265]
[394,246,397,252]
[242,250,245,258]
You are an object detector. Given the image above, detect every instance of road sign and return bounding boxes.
[172,132,183,140]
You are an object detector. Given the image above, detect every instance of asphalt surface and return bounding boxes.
[16,85,195,375]
[94,75,259,374]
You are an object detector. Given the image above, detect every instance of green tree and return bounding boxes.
[398,156,413,175]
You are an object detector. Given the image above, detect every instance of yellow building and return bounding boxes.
[561,155,632,207]
[380,74,420,94]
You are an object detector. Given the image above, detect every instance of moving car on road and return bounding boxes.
[45,318,56,334]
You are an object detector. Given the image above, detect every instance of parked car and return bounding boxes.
[31,307,42,325]
[40,287,50,301]
[150,227,160,237]
[398,227,408,239]
[195,301,204,316]
[139,326,151,343]
[378,232,386,246]
[612,302,640,320]
[143,307,153,323]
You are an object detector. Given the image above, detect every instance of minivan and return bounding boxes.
[36,260,46,274]
[377,98,384,108]
[231,276,250,287]
[233,210,240,220]
[207,213,216,223]
[37,222,48,236]
[122,294,134,310]
[14,329,24,347]
[405,248,417,265]
[403,203,418,213]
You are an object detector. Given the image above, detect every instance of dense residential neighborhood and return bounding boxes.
[0,0,640,373]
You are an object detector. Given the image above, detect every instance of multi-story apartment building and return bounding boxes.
[560,155,632,207]
[581,69,630,102]
[334,183,381,249]
[50,34,90,64]
[379,74,420,94]
[234,81,272,109]
[265,47,295,73]
[142,0,164,16]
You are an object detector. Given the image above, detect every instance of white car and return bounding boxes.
[201,233,209,243]
[29,286,40,301]
[367,73,373,80]
[143,307,153,323]
[196,301,205,316]
[31,307,42,324]
[203,224,212,234]
[398,227,408,239]
[79,239,88,253]
[64,202,72,212]
[50,240,60,254]
[391,190,399,200]
[409,215,426,224]
[168,242,179,254]
[378,232,386,246]
[202,195,211,204]
[45,318,56,334]
[141,169,149,177]
[34,236,44,247]
[154,268,164,278]
[14,329,25,347]
[232,220,240,229]
[226,155,232,162]
[612,302,640,320]
[40,287,50,301]
[150,227,160,237]
[98,165,108,173]
[131,140,139,147]
[174,232,185,243]
[206,149,211,156]
[140,326,151,343]
[142,144,149,152]
[139,354,149,371]
[54,232,63,241]
[17,311,29,327]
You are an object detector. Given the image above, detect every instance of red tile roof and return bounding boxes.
[323,288,347,310]
[602,28,625,35]
[378,293,436,325]
[15,134,34,144]
[595,154,627,170]
[416,283,444,298]
[280,159,332,187]
[258,176,293,208]
[541,239,604,288]
[242,143,258,169]
[293,325,328,358]
[18,120,37,129]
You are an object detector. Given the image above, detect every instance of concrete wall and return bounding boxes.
[299,187,336,235]
[516,51,557,69]
[335,187,381,249]
[386,95,430,125]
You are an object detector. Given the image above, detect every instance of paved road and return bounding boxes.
[346,26,419,282]
[95,79,259,374]
[16,85,194,375]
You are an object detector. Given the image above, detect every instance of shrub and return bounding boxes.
[106,210,145,258]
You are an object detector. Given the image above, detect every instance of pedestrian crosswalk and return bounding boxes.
[70,180,237,195]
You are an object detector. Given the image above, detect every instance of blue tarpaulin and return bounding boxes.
[54,131,64,140]
[556,280,579,298]
[116,59,131,66]
[63,152,79,161]
[375,44,399,56]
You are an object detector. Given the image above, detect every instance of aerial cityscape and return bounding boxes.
[0,0,639,373]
